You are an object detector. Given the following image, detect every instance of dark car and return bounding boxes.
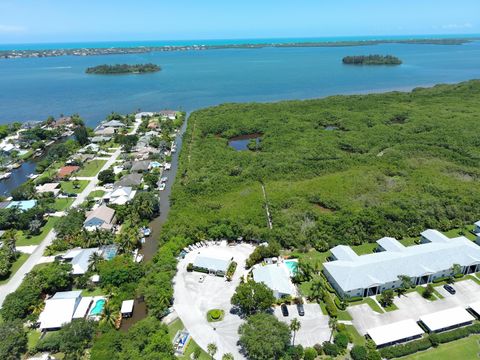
[296,303,305,316]
[444,284,456,295]
[281,303,289,317]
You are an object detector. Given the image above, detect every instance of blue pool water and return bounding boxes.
[285,260,298,276]
[89,299,106,316]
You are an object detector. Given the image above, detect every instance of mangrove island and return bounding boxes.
[342,54,402,65]
[85,63,161,74]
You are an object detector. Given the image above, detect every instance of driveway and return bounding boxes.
[173,243,255,360]
[274,304,331,346]
[349,279,480,335]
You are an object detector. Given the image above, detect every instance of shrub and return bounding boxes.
[304,347,317,360]
[207,309,224,322]
[226,261,237,279]
[379,338,432,359]
[187,263,193,272]
[350,345,368,360]
[324,293,338,318]
[334,332,349,349]
[313,343,323,355]
[322,342,340,356]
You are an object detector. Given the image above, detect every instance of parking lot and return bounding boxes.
[349,278,480,335]
[274,303,331,346]
[173,242,255,360]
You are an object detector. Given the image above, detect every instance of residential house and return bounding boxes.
[323,230,480,298]
[83,205,116,232]
[62,245,118,275]
[35,183,61,197]
[38,291,83,330]
[103,120,124,128]
[6,200,37,212]
[94,127,116,136]
[103,186,136,205]
[90,136,111,143]
[131,160,150,173]
[57,165,80,179]
[114,173,143,188]
[159,110,177,120]
[252,263,297,298]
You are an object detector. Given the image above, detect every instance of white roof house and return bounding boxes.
[38,291,82,330]
[324,230,480,297]
[193,255,231,273]
[35,182,61,196]
[367,319,424,347]
[62,248,101,275]
[253,264,296,298]
[420,307,475,332]
[103,186,136,205]
[72,297,94,319]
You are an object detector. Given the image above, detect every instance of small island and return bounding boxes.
[342,55,402,65]
[85,63,161,74]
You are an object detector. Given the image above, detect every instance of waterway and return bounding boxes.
[1,41,480,126]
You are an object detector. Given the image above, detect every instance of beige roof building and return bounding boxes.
[84,205,116,231]
[35,182,61,196]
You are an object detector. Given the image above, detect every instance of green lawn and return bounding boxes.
[16,217,59,246]
[443,227,476,241]
[351,243,377,255]
[60,180,89,194]
[375,295,399,312]
[402,335,480,360]
[76,160,107,177]
[337,309,353,321]
[344,324,365,345]
[27,329,42,351]
[0,252,29,285]
[168,319,209,360]
[53,198,74,211]
[80,288,104,296]
[350,297,384,313]
[87,190,105,199]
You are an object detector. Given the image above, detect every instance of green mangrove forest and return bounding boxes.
[342,55,402,65]
[85,63,161,74]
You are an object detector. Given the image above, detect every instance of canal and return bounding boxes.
[120,113,189,330]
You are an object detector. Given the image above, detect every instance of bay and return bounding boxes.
[0,41,480,126]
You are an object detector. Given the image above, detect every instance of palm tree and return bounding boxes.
[207,343,217,360]
[328,316,338,342]
[310,279,325,302]
[222,354,234,360]
[290,318,301,346]
[101,301,118,328]
[88,252,103,272]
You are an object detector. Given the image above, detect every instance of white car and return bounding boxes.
[159,183,166,191]
[164,163,172,170]
[161,176,168,183]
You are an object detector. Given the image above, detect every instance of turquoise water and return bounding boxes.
[1,34,479,50]
[1,40,480,125]
[285,260,298,276]
[89,299,106,316]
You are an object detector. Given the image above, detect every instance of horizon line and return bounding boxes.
[1,32,480,47]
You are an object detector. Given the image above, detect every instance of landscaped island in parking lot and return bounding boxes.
[85,63,161,74]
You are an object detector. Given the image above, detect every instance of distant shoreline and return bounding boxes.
[1,37,478,59]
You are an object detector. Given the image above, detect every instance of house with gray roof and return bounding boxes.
[323,230,480,298]
[193,255,231,276]
[130,160,151,172]
[114,173,143,188]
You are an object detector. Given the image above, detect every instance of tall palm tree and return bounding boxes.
[207,343,217,360]
[290,318,301,346]
[328,316,338,342]
[101,301,118,328]
[88,252,103,272]
[222,354,234,360]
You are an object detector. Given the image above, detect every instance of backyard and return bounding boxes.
[60,179,89,194]
[403,335,480,360]
[168,319,209,360]
[16,217,59,246]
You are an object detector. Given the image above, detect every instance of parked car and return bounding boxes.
[296,303,305,316]
[444,284,456,294]
[159,183,166,191]
[281,304,289,317]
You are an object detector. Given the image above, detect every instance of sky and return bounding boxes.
[0,0,479,44]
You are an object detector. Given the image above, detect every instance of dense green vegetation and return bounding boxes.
[86,63,161,74]
[160,80,480,250]
[342,55,402,65]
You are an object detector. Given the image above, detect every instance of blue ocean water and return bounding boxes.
[0,40,480,126]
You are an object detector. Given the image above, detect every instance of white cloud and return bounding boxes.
[0,24,27,34]
[441,23,473,30]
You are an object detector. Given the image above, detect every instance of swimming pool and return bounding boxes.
[284,260,298,276]
[89,299,106,316]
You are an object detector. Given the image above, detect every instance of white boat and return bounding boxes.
[28,174,39,180]
[164,163,171,170]
[0,172,11,180]
[142,228,151,236]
